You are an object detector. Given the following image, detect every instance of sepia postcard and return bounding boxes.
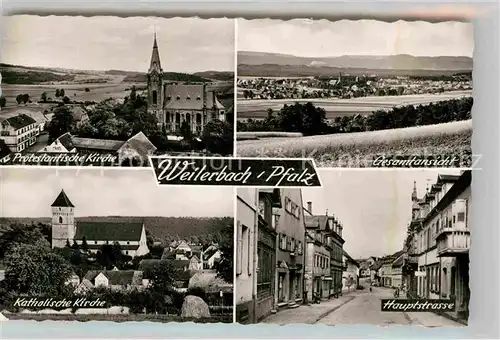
[235,18,474,168]
[0,168,234,323]
[0,15,235,166]
[236,170,470,326]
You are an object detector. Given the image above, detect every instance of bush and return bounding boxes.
[186,286,207,302]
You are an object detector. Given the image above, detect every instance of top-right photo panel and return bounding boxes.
[236,19,473,168]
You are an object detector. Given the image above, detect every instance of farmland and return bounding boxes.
[237,90,473,120]
[0,83,144,109]
[236,119,472,168]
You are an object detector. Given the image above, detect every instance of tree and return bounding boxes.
[71,239,80,250]
[0,223,48,260]
[201,120,233,156]
[47,105,75,142]
[40,92,48,102]
[81,236,89,253]
[65,239,71,248]
[59,89,65,97]
[4,239,73,296]
[143,260,179,295]
[0,96,6,108]
[213,223,233,283]
[180,121,193,141]
[62,96,71,104]
[85,88,90,92]
[55,89,61,97]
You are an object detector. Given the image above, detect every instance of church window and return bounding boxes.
[167,96,171,100]
[106,240,109,244]
[176,96,180,100]
[59,216,63,223]
[152,91,157,105]
[94,241,97,244]
[127,241,130,245]
[126,251,129,255]
[59,207,61,211]
[196,96,201,100]
[187,96,191,100]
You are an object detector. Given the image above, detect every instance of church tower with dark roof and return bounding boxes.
[147,32,164,125]
[51,189,76,248]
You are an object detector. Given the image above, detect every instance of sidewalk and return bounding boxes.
[261,294,357,325]
[406,311,465,327]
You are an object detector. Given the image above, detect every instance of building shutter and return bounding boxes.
[236,221,242,275]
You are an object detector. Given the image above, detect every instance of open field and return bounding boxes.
[237,90,472,120]
[237,120,472,168]
[0,83,145,108]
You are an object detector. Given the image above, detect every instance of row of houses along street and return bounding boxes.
[236,170,470,327]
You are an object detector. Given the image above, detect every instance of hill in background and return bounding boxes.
[0,216,233,244]
[238,51,473,77]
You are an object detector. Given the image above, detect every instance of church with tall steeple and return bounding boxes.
[146,33,226,135]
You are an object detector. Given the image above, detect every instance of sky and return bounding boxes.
[238,19,474,57]
[301,169,462,260]
[0,168,234,217]
[1,15,235,73]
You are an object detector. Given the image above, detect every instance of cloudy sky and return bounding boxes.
[238,19,474,57]
[1,15,235,72]
[302,169,463,259]
[0,168,233,217]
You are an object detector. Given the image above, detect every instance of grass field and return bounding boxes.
[0,83,145,108]
[236,120,472,168]
[237,90,473,120]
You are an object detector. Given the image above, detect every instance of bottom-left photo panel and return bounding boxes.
[0,168,234,323]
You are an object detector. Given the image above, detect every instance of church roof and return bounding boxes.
[71,137,125,151]
[51,189,75,207]
[163,84,225,111]
[74,221,144,241]
[149,33,162,73]
[56,132,75,151]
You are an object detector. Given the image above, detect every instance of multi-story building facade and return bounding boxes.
[342,250,359,293]
[274,189,305,311]
[235,188,282,324]
[403,171,471,321]
[0,114,39,152]
[303,202,344,302]
[328,215,345,297]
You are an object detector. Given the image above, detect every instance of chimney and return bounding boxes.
[307,201,312,213]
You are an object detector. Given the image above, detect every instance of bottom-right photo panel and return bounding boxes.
[235,169,470,327]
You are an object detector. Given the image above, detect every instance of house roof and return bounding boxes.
[304,215,328,229]
[171,259,190,268]
[71,137,125,151]
[163,84,225,111]
[71,106,87,121]
[1,114,37,130]
[343,250,359,267]
[392,253,404,268]
[51,189,75,207]
[161,249,175,260]
[56,132,75,151]
[203,247,219,261]
[74,221,144,241]
[370,261,383,271]
[121,131,157,156]
[86,244,140,251]
[84,270,142,286]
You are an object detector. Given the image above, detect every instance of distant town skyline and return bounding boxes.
[238,19,474,58]
[301,169,462,260]
[0,168,234,218]
[1,15,235,73]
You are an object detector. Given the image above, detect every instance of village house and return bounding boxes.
[370,260,383,285]
[235,188,282,324]
[41,131,157,165]
[75,269,146,294]
[327,213,345,298]
[50,189,150,257]
[203,245,222,269]
[146,33,226,135]
[0,114,39,152]
[274,189,305,311]
[379,251,404,288]
[303,206,332,302]
[342,250,359,293]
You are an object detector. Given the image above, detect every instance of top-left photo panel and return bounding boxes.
[0,15,236,166]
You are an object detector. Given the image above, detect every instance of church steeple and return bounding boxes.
[149,32,162,73]
[411,181,418,201]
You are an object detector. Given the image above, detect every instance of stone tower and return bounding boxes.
[147,32,164,125]
[411,181,420,220]
[51,189,76,248]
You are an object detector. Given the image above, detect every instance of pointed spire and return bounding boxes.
[149,31,162,73]
[51,189,75,207]
[411,181,417,201]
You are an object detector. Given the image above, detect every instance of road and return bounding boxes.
[262,283,464,327]
[317,286,463,327]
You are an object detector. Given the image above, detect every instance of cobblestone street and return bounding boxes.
[262,286,464,327]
